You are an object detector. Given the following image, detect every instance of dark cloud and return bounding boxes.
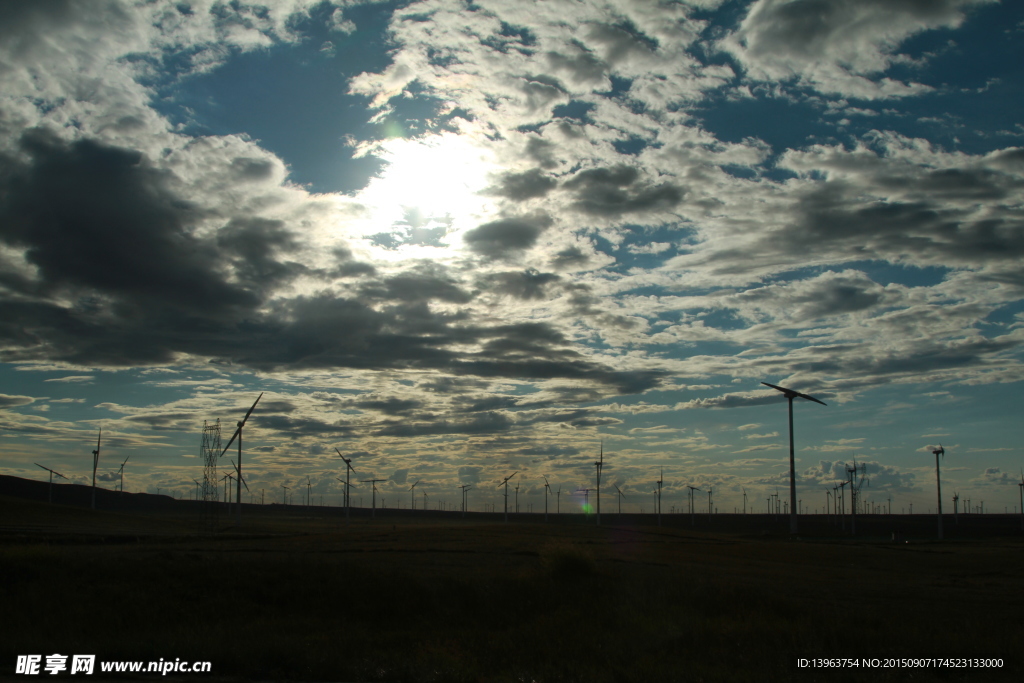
[486,168,557,200]
[216,217,306,291]
[550,246,590,269]
[563,165,684,216]
[0,128,257,314]
[359,271,473,304]
[463,214,552,257]
[479,269,560,300]
[0,394,35,409]
[353,397,424,416]
[373,411,514,437]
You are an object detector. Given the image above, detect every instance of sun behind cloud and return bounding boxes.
[351,132,499,255]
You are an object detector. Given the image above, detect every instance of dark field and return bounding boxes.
[1,479,1022,683]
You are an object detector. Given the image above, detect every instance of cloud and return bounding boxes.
[463,214,552,258]
[722,0,995,99]
[0,394,34,409]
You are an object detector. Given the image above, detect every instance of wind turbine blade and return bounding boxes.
[219,426,242,458]
[761,381,827,405]
[241,392,263,426]
[97,429,102,452]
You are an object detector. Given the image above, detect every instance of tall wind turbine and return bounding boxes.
[35,463,67,503]
[687,485,701,526]
[543,476,551,523]
[499,472,518,522]
[336,448,356,524]
[931,445,945,540]
[409,480,421,511]
[595,442,603,526]
[281,484,289,505]
[90,429,101,510]
[116,455,130,495]
[218,392,263,522]
[1018,471,1024,531]
[656,469,663,527]
[459,484,471,517]
[761,381,827,534]
[232,459,250,504]
[613,484,625,516]
[556,485,562,514]
[742,487,747,515]
[362,478,385,519]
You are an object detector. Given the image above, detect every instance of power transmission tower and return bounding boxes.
[200,419,221,531]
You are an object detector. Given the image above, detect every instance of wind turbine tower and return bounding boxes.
[116,455,130,495]
[931,445,945,540]
[218,393,263,522]
[410,480,420,511]
[614,484,625,517]
[362,479,385,519]
[543,476,551,523]
[336,448,356,524]
[656,469,663,527]
[90,429,101,510]
[499,472,517,522]
[35,463,67,503]
[687,485,701,526]
[761,381,827,534]
[595,442,603,526]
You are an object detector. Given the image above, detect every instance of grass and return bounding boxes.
[0,499,1021,682]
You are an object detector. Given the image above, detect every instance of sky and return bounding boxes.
[1,0,1023,516]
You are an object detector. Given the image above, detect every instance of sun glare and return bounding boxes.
[353,133,498,251]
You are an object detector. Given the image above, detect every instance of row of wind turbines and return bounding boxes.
[37,382,1024,537]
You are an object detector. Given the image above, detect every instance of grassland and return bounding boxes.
[1,493,1021,682]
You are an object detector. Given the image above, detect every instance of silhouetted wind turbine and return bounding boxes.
[931,444,945,540]
[192,478,201,502]
[459,484,471,517]
[35,463,67,503]
[742,487,747,515]
[656,468,663,526]
[514,480,520,514]
[409,480,421,511]
[219,392,263,522]
[335,448,356,524]
[232,459,250,503]
[556,485,562,514]
[116,455,130,495]
[499,472,517,522]
[362,478,385,519]
[613,484,625,516]
[595,442,603,525]
[281,484,289,505]
[90,429,101,510]
[543,476,551,523]
[687,485,701,526]
[761,381,827,534]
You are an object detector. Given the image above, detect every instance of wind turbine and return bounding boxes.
[192,478,201,502]
[761,381,827,534]
[543,476,551,523]
[687,485,701,526]
[459,484,471,517]
[931,445,945,540]
[232,459,250,504]
[410,480,421,511]
[707,487,713,521]
[218,392,263,522]
[499,472,517,522]
[90,429,101,510]
[613,484,625,516]
[656,469,663,527]
[336,448,356,524]
[514,480,520,514]
[306,476,313,510]
[556,485,562,514]
[35,463,67,503]
[742,487,747,515]
[362,478,385,519]
[595,442,603,526]
[1018,471,1024,531]
[116,455,130,495]
[281,484,289,505]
